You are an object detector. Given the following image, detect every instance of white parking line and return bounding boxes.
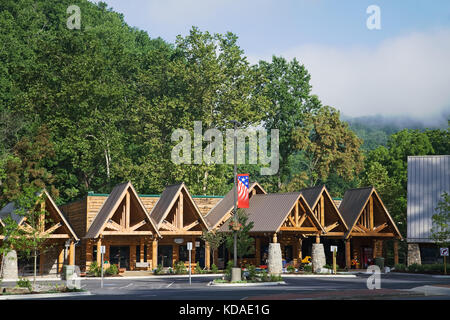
[166,282,174,288]
[119,283,133,289]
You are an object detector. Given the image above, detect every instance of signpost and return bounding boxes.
[187,242,193,285]
[100,245,106,288]
[330,246,338,275]
[440,248,449,275]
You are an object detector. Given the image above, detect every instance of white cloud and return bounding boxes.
[251,29,450,120]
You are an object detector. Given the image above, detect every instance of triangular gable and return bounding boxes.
[42,190,79,240]
[205,181,267,230]
[0,190,79,240]
[300,185,348,234]
[150,183,209,234]
[342,187,402,239]
[278,194,324,234]
[85,182,160,239]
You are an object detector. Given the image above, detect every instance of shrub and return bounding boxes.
[16,278,32,292]
[394,263,406,272]
[270,274,283,282]
[174,261,187,274]
[287,265,295,273]
[225,260,234,280]
[324,264,332,270]
[260,270,269,282]
[211,264,218,273]
[195,264,203,274]
[247,264,257,281]
[105,264,119,276]
[303,265,312,273]
[153,264,163,275]
[88,261,101,277]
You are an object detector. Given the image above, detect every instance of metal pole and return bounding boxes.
[233,121,238,268]
[189,249,192,285]
[101,251,104,288]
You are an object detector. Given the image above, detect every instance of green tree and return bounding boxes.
[258,56,317,189]
[431,192,450,247]
[0,187,53,285]
[201,230,225,268]
[292,106,364,187]
[225,209,255,264]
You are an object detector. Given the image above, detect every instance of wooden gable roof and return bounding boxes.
[85,182,160,239]
[0,190,79,241]
[205,181,266,230]
[149,183,209,235]
[300,185,348,235]
[340,187,402,239]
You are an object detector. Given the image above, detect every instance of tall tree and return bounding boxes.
[292,105,364,187]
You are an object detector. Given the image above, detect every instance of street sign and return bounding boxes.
[330,246,338,252]
[100,245,106,254]
[440,248,449,256]
[187,242,193,251]
[195,241,200,247]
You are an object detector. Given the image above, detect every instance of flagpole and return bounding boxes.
[230,120,241,282]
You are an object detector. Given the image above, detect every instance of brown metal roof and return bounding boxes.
[339,187,373,234]
[218,192,323,233]
[299,185,325,208]
[204,182,266,229]
[85,182,160,239]
[149,183,183,226]
[149,183,209,229]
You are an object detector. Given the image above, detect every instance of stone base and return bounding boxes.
[407,243,421,266]
[312,244,326,273]
[1,250,18,280]
[231,267,241,282]
[268,243,282,276]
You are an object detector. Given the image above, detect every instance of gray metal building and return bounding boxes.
[407,155,450,264]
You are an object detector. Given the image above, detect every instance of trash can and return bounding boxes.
[62,265,76,280]
[375,257,385,270]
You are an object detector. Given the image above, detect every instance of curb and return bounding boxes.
[1,278,62,282]
[0,291,92,300]
[208,281,286,287]
[81,274,225,280]
[407,285,450,296]
[282,274,357,278]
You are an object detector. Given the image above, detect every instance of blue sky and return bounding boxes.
[93,0,450,123]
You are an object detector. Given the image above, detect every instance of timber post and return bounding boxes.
[152,238,158,269]
[272,233,278,243]
[205,241,210,270]
[96,238,102,265]
[393,240,399,265]
[255,237,261,265]
[315,234,320,244]
[58,246,64,273]
[69,241,75,265]
[345,239,351,269]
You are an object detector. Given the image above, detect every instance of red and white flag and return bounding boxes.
[237,174,249,208]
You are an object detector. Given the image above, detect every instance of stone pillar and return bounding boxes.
[1,250,18,280]
[311,243,326,273]
[407,243,421,266]
[268,243,282,276]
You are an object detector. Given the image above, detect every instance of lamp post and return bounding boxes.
[230,120,242,282]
